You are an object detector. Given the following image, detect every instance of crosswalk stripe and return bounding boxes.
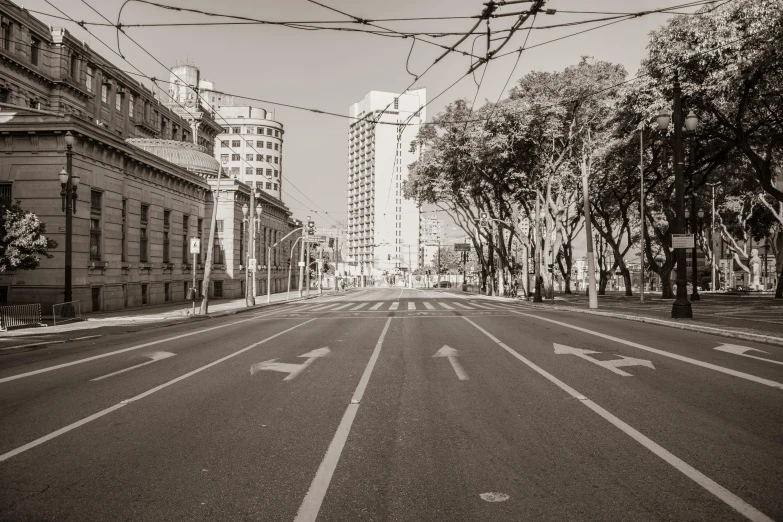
[407,302,416,310]
[331,303,353,311]
[469,303,493,309]
[370,302,383,310]
[351,303,368,310]
[438,303,454,310]
[452,302,474,310]
[390,302,399,311]
[423,302,435,310]
[311,303,339,311]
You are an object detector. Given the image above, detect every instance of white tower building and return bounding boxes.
[347,89,425,280]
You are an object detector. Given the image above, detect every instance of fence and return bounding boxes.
[53,301,81,326]
[0,303,45,331]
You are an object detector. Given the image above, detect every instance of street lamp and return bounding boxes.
[685,109,701,301]
[658,71,693,318]
[59,131,79,304]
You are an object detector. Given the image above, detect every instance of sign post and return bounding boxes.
[190,238,200,316]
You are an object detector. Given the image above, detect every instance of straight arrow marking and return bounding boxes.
[553,343,654,377]
[91,351,176,381]
[433,345,468,380]
[714,344,783,366]
[250,347,331,380]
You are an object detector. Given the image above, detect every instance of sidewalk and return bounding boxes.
[0,289,339,351]
[461,289,783,346]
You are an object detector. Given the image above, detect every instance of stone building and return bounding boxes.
[0,1,301,311]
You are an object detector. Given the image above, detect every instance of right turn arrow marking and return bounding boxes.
[433,345,469,380]
[714,344,783,366]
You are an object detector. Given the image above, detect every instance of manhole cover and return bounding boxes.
[480,492,509,502]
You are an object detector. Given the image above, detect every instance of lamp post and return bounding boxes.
[684,110,700,301]
[705,182,721,291]
[59,131,80,304]
[657,72,693,318]
[637,121,646,302]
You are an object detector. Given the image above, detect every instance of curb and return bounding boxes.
[518,302,783,347]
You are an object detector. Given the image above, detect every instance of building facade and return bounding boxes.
[346,89,425,281]
[0,1,301,311]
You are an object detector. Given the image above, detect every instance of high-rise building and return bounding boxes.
[347,89,425,280]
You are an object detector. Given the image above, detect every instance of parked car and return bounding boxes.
[433,281,453,288]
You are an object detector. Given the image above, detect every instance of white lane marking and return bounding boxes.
[0,308,280,385]
[468,303,493,309]
[310,303,340,311]
[250,347,330,380]
[433,345,468,380]
[370,302,383,311]
[351,303,368,311]
[554,343,655,377]
[423,301,435,310]
[330,303,353,311]
[390,302,399,311]
[452,302,474,310]
[407,302,416,310]
[90,351,176,381]
[480,492,509,502]
[295,318,392,522]
[398,287,404,300]
[714,344,783,366]
[514,311,783,390]
[438,303,454,310]
[462,317,774,522]
[0,320,315,463]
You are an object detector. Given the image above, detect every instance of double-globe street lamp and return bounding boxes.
[58,131,80,304]
[655,72,698,319]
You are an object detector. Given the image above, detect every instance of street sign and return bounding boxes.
[454,243,471,252]
[671,234,694,249]
[190,238,201,254]
[298,261,305,267]
[309,235,327,243]
[248,258,257,271]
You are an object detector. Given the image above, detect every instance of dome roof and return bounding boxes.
[126,138,220,178]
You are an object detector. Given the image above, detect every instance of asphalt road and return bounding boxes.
[0,288,781,521]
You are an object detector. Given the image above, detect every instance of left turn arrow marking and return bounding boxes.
[91,351,176,381]
[251,347,330,380]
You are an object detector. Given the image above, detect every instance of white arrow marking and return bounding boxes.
[91,351,176,381]
[250,347,330,380]
[714,344,783,366]
[553,343,655,377]
[433,345,468,380]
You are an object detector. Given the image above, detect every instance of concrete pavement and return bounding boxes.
[0,288,780,521]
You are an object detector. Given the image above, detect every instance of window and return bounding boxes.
[256,168,263,176]
[266,182,272,189]
[101,83,108,103]
[115,92,122,111]
[163,209,170,228]
[274,157,279,164]
[266,169,272,178]
[232,127,240,134]
[239,220,244,266]
[0,286,7,304]
[256,141,263,147]
[220,154,229,163]
[246,154,253,161]
[266,141,272,149]
[266,155,272,162]
[1,21,10,50]
[274,143,279,151]
[213,220,224,264]
[245,167,253,176]
[273,183,278,191]
[30,36,40,66]
[394,97,399,110]
[267,128,273,136]
[121,199,127,262]
[128,94,135,118]
[230,167,240,176]
[214,280,223,298]
[197,218,203,263]
[0,183,12,206]
[92,287,101,311]
[140,204,149,263]
[161,118,167,136]
[256,154,263,161]
[182,214,189,263]
[232,140,241,147]
[184,281,189,300]
[222,127,229,133]
[221,140,229,148]
[70,53,79,80]
[163,210,170,263]
[164,282,170,302]
[256,127,264,134]
[275,130,280,137]
[273,169,279,178]
[141,284,148,305]
[231,154,240,161]
[90,191,102,261]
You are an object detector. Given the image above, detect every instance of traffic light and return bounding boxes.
[479,212,489,229]
[306,221,316,236]
[328,238,335,248]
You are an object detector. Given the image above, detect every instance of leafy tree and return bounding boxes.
[0,200,57,273]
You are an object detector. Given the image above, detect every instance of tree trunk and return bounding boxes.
[621,266,633,297]
[598,271,608,295]
[564,274,572,294]
[776,266,783,299]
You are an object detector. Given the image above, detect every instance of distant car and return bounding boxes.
[434,281,452,288]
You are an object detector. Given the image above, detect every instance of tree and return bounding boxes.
[0,200,57,273]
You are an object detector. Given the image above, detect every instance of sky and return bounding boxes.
[24,0,707,258]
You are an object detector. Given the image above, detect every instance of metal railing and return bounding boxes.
[0,303,45,331]
[53,301,81,326]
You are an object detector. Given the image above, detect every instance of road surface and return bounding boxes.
[0,288,780,521]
